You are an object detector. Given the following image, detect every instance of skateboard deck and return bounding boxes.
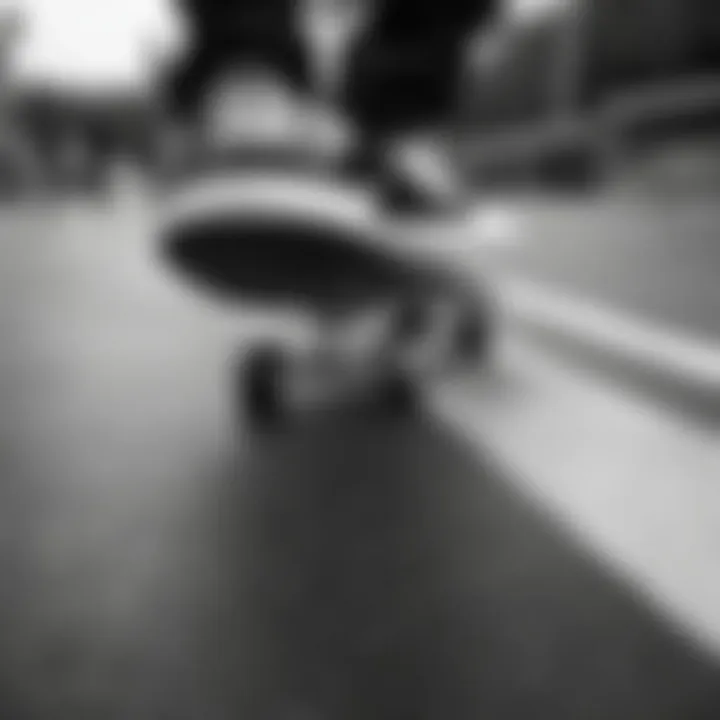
[158,171,433,309]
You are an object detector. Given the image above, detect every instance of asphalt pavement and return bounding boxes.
[0,192,718,719]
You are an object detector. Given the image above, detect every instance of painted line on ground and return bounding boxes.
[501,278,720,389]
[434,336,720,659]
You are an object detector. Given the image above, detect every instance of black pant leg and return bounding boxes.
[166,1,311,121]
[345,0,498,138]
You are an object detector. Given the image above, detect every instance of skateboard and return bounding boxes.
[157,166,495,429]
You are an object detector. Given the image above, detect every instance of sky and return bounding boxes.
[4,0,565,91]
[8,0,184,90]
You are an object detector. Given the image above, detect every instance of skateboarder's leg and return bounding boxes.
[345,0,500,208]
[165,1,312,124]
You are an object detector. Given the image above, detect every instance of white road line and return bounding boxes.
[435,336,720,658]
[502,278,720,388]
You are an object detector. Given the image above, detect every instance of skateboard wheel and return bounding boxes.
[240,344,288,430]
[390,284,494,377]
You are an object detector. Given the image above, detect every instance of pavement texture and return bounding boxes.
[0,193,718,718]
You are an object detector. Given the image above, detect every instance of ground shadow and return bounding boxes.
[206,409,720,720]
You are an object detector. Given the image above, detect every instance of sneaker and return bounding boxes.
[200,68,307,150]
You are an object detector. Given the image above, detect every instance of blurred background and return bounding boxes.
[1,0,720,195]
[1,1,720,718]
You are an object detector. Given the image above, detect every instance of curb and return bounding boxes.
[500,278,720,418]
